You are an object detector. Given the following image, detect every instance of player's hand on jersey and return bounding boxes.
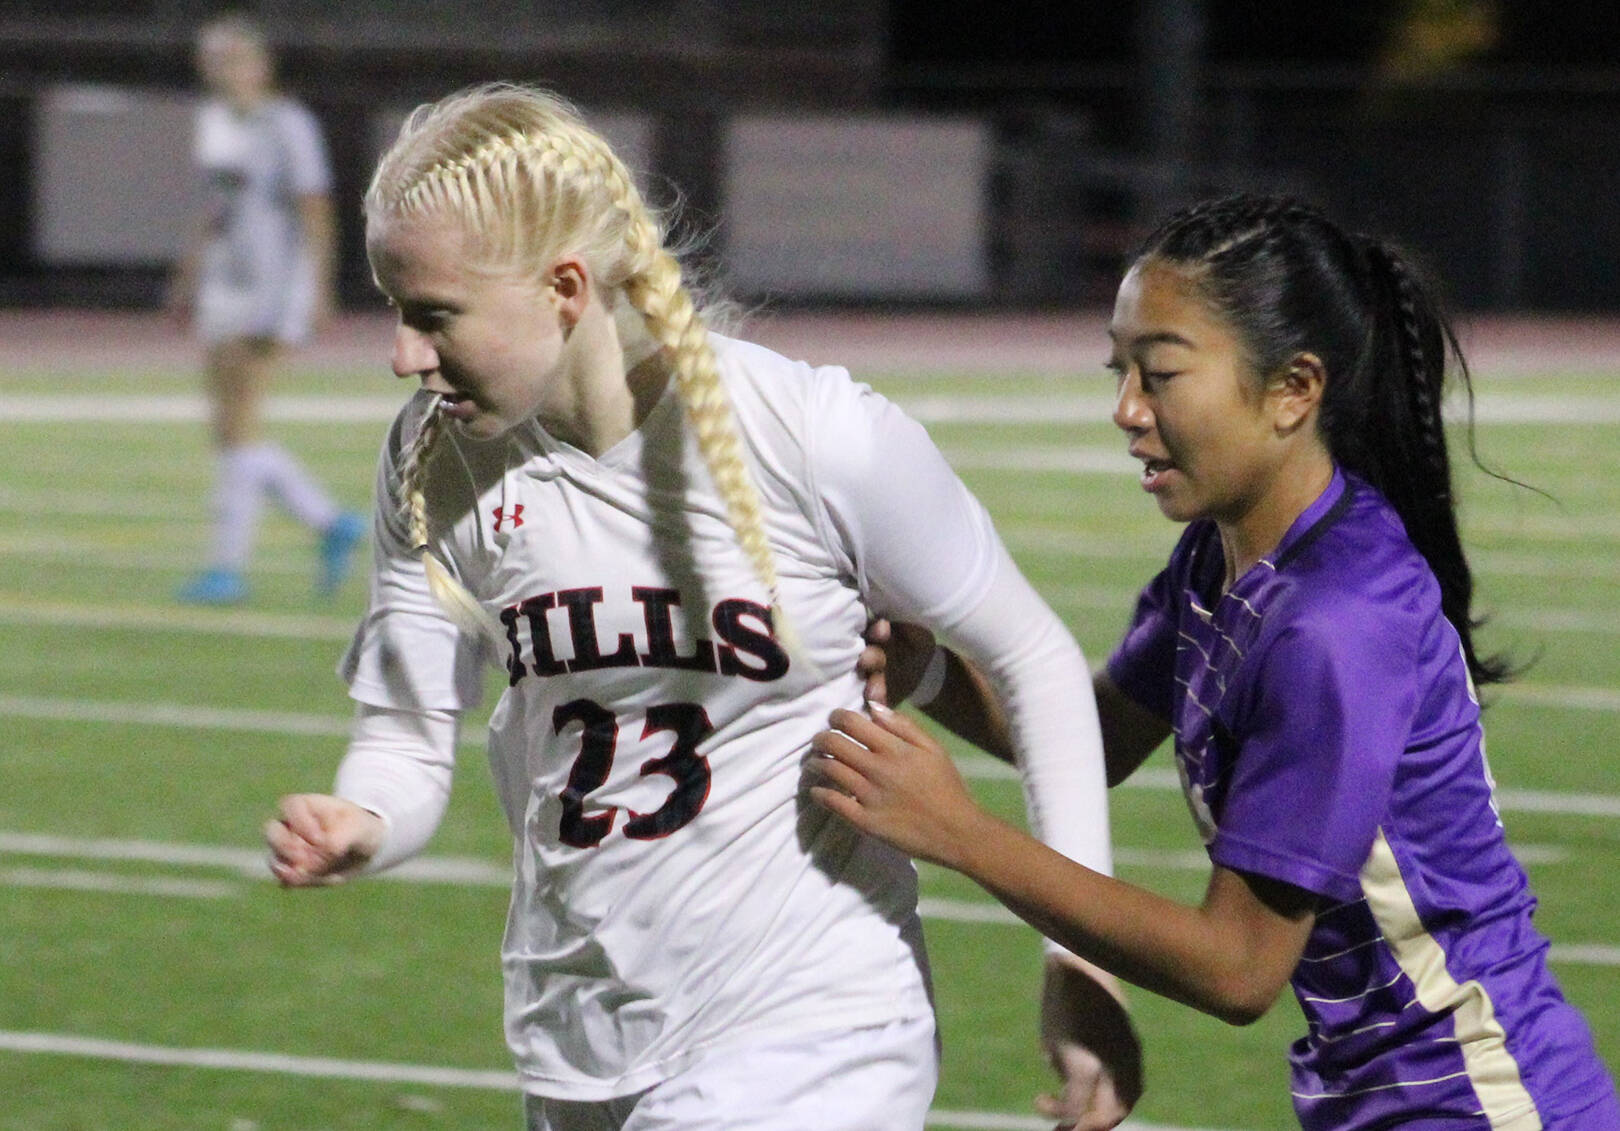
[807,703,988,870]
[1036,955,1142,1131]
[857,618,935,708]
[265,794,385,887]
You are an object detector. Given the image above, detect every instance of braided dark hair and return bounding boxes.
[1135,193,1511,687]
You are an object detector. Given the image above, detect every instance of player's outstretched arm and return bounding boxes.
[859,622,1171,783]
[276,702,460,881]
[810,705,1316,1027]
[265,794,385,886]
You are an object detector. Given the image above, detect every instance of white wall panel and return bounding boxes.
[34,85,201,265]
[723,116,990,299]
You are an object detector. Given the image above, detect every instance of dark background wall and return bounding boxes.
[4,0,1619,312]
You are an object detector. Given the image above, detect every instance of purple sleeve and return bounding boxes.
[1105,567,1180,720]
[1211,605,1418,903]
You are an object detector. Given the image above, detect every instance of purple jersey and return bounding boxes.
[1108,468,1618,1130]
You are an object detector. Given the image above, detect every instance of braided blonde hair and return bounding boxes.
[366,83,789,644]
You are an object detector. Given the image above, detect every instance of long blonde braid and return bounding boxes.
[367,84,793,644]
[620,229,787,629]
[396,397,504,643]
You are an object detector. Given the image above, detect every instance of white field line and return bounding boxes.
[0,1030,520,1089]
[1,526,1607,584]
[1057,595,1620,636]
[1551,945,1620,966]
[0,694,356,738]
[0,535,324,580]
[926,887,1616,976]
[0,833,1608,971]
[0,394,410,424]
[0,1030,1220,1131]
[2,462,1616,551]
[0,524,302,560]
[1011,532,1620,578]
[0,486,200,521]
[0,829,1568,892]
[0,596,356,640]
[6,390,1620,426]
[0,831,508,886]
[1503,685,1620,714]
[962,755,1620,817]
[1011,510,1620,543]
[0,866,239,899]
[0,834,1240,889]
[2,523,1612,585]
[1462,396,1620,425]
[4,588,1609,649]
[3,525,1610,594]
[5,692,1620,812]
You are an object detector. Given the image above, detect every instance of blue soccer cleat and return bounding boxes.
[317,511,367,596]
[177,567,248,606]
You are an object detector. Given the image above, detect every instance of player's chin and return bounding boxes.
[445,411,503,441]
[1149,485,1203,525]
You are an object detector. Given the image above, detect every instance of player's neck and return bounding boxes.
[222,85,272,114]
[541,314,669,458]
[1217,449,1334,588]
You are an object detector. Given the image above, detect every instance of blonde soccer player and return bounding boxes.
[264,83,1140,1131]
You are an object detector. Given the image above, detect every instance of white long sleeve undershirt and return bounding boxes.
[939,542,1113,883]
[333,703,459,872]
[806,378,1112,884]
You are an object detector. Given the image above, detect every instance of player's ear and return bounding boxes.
[1270,352,1325,435]
[547,256,590,328]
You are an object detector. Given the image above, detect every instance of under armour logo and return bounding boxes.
[493,505,525,533]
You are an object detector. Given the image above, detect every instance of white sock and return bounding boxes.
[209,446,264,570]
[247,442,341,533]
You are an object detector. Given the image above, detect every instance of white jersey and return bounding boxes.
[341,334,1107,1099]
[192,95,330,345]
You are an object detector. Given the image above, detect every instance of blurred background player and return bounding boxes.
[263,84,1140,1131]
[814,194,1620,1130]
[166,13,363,605]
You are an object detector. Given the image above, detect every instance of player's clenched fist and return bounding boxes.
[265,794,385,886]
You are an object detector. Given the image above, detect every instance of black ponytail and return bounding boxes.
[1358,243,1511,685]
[1135,193,1513,688]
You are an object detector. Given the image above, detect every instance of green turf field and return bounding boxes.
[1,349,1616,1129]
